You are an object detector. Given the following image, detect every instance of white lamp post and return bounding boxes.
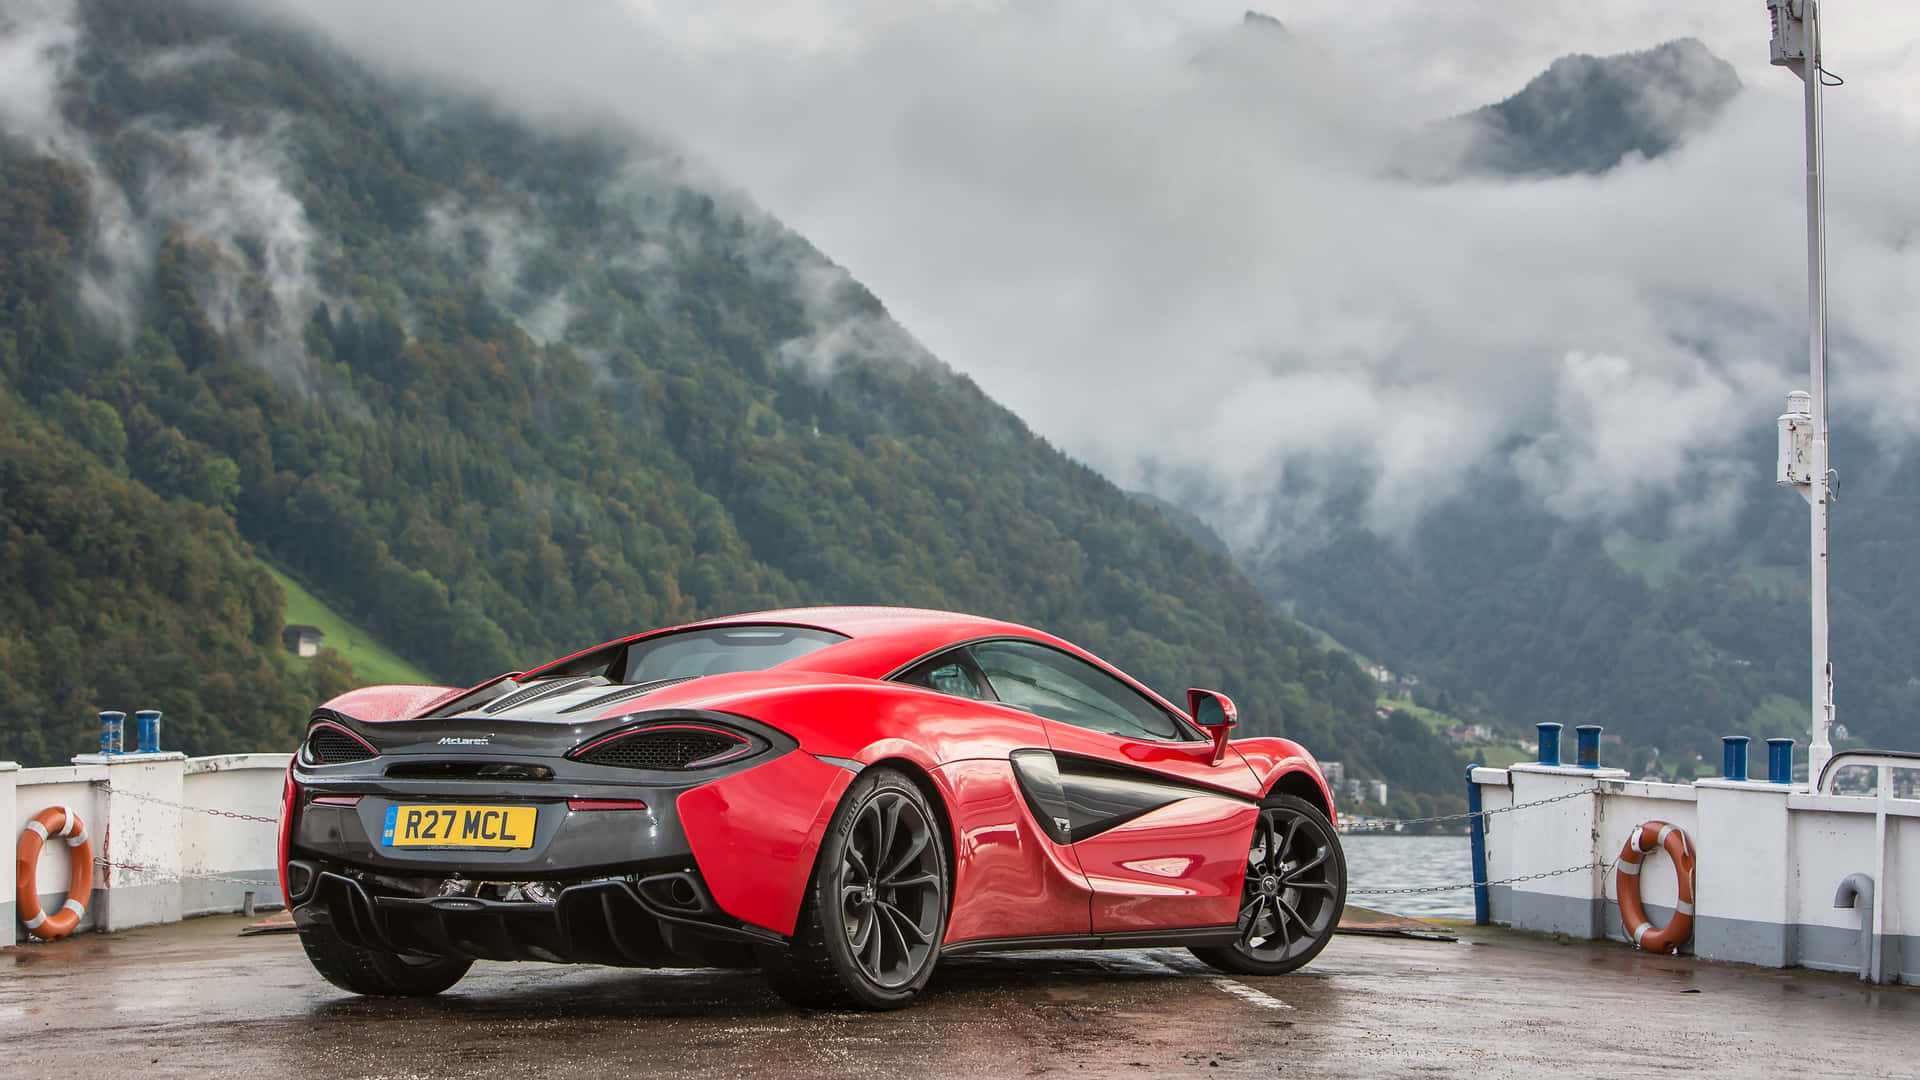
[1767,0,1835,786]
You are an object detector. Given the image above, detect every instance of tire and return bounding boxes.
[298,922,472,997]
[763,767,950,1010]
[1191,794,1346,976]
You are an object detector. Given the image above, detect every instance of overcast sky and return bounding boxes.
[235,0,1920,542]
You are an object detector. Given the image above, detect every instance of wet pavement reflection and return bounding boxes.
[3,915,1913,1078]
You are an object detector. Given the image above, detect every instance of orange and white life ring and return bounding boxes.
[15,806,94,941]
[1616,820,1694,954]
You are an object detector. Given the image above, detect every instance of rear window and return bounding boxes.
[619,625,847,683]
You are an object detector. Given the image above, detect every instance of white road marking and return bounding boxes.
[1097,951,1296,1011]
[1209,978,1294,1010]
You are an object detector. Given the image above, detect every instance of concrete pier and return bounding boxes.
[3,915,1912,1078]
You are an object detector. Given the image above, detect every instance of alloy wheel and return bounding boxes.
[836,789,944,988]
[1235,804,1342,965]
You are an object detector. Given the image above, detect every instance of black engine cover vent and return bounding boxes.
[305,723,376,765]
[559,676,698,715]
[485,676,599,714]
[570,725,755,770]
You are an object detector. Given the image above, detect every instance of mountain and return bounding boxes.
[1173,29,1901,770]
[1163,39,1917,772]
[0,0,1463,811]
[1423,38,1742,178]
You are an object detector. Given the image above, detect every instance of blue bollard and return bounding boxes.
[1466,764,1490,926]
[1767,738,1795,784]
[1723,735,1750,781]
[136,709,163,754]
[99,710,126,755]
[1576,725,1603,769]
[1537,722,1563,766]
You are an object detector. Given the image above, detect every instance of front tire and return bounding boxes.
[1191,794,1346,976]
[763,767,950,1010]
[298,922,472,997]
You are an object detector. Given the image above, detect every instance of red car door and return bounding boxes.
[966,640,1263,936]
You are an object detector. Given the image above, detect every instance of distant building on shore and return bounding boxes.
[1343,777,1389,806]
[283,624,324,658]
[1321,761,1346,791]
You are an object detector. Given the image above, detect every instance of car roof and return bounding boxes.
[686,606,1062,678]
[522,606,1070,683]
[697,605,1026,639]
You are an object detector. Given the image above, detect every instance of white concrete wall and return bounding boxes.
[0,762,16,941]
[6,752,291,947]
[1473,764,1920,985]
[1783,792,1919,980]
[181,755,289,917]
[1475,764,1627,938]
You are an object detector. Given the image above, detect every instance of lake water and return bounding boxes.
[1341,833,1475,920]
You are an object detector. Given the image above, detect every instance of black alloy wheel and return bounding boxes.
[1192,794,1346,976]
[763,767,950,1009]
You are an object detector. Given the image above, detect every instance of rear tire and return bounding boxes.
[298,922,472,996]
[1191,794,1346,977]
[763,767,950,1010]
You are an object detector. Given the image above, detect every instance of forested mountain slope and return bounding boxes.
[0,0,1461,810]
[1250,439,1920,768]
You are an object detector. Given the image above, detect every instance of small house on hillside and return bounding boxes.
[283,624,324,658]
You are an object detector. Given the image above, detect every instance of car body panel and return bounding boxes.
[1024,722,1263,933]
[282,605,1338,976]
[657,677,1052,769]
[1076,798,1264,932]
[326,683,465,724]
[676,751,854,936]
[1234,738,1339,822]
[933,758,1095,943]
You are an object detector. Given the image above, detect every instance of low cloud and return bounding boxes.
[2,0,328,388]
[23,1,1920,547]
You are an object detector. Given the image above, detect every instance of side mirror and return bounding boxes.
[1187,688,1238,766]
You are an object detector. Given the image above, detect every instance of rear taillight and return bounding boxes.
[568,723,760,770]
[277,763,298,904]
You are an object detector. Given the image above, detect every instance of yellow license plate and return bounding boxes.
[381,804,537,849]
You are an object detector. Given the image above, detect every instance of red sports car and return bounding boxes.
[280,606,1345,1009]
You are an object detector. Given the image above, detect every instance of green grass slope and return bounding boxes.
[267,566,437,688]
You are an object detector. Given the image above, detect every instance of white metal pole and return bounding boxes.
[1802,3,1835,787]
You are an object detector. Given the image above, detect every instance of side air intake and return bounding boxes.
[569,725,757,770]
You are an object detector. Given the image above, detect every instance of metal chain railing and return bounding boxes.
[93,780,279,824]
[75,777,1609,899]
[1345,786,1591,831]
[1349,860,1610,896]
[93,856,280,891]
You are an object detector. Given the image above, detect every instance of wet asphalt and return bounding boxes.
[2,914,1914,1079]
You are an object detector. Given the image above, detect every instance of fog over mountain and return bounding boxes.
[218,0,1920,554]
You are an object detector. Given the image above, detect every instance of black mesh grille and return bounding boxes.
[574,728,747,770]
[307,726,375,764]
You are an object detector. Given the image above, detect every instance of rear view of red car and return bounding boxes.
[282,606,1345,1009]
